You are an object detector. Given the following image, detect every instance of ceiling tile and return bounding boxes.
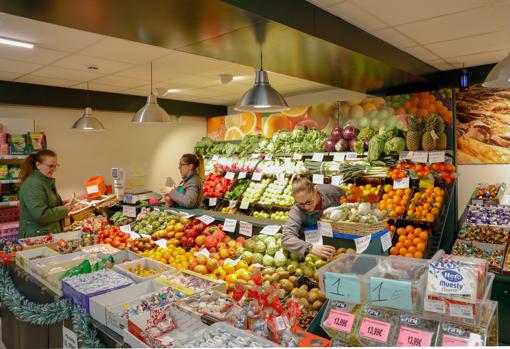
[370,28,417,48]
[307,0,346,7]
[79,37,171,64]
[202,96,236,105]
[150,51,228,80]
[426,31,510,58]
[0,71,23,81]
[352,0,485,26]
[197,63,255,80]
[114,65,156,82]
[0,45,66,65]
[445,49,509,68]
[16,75,78,87]
[53,54,132,74]
[405,46,441,61]
[162,75,220,89]
[326,1,387,31]
[0,12,104,52]
[426,60,455,71]
[119,88,148,97]
[0,58,42,74]
[28,66,104,82]
[92,75,146,88]
[172,88,225,98]
[70,82,124,93]
[160,93,202,102]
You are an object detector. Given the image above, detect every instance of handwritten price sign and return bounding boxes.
[324,272,361,304]
[368,277,413,311]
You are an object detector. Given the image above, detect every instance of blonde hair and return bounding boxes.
[291,175,315,195]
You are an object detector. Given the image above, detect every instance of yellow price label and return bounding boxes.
[419,179,434,189]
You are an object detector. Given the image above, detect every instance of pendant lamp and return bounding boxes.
[72,82,105,131]
[234,47,289,113]
[483,53,510,88]
[132,62,171,123]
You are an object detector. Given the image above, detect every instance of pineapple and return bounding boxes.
[422,115,438,151]
[406,115,422,151]
[437,116,447,150]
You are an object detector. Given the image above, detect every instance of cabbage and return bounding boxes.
[289,251,302,261]
[384,136,406,154]
[252,252,264,264]
[244,239,255,252]
[367,135,386,162]
[353,139,365,155]
[358,128,375,140]
[241,251,253,264]
[274,250,287,267]
[262,254,275,267]
[254,241,266,254]
[266,242,279,256]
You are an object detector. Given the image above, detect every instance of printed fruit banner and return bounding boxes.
[456,84,510,164]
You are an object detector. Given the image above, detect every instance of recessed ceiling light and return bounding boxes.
[167,88,182,93]
[0,37,34,49]
[232,75,248,81]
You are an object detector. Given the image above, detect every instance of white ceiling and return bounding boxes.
[0,12,336,106]
[308,0,510,70]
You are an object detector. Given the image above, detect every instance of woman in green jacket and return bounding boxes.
[19,150,71,238]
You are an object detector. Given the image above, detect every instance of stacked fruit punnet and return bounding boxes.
[259,178,288,205]
[275,183,294,207]
[242,178,271,204]
[390,225,429,259]
[340,183,381,203]
[378,184,412,219]
[406,187,445,222]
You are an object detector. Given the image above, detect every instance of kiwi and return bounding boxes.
[299,284,309,291]
[278,271,290,279]
[312,300,323,310]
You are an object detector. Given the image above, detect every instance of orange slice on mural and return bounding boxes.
[224,112,259,135]
[207,116,224,134]
[224,127,243,141]
[282,106,309,117]
[263,114,291,138]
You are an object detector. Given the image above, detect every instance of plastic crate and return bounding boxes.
[0,206,18,223]
[113,258,176,283]
[0,221,18,238]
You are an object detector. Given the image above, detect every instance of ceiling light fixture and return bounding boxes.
[234,45,289,112]
[0,37,34,49]
[483,52,510,88]
[72,82,105,131]
[132,62,171,123]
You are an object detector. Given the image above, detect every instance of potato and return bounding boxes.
[297,298,311,310]
[338,247,346,253]
[278,271,290,279]
[346,248,356,254]
[288,276,297,285]
[272,273,280,282]
[312,300,323,310]
[291,288,300,297]
[308,290,319,303]
[299,284,309,291]
[317,291,326,302]
[295,289,308,299]
[281,279,294,292]
[310,288,320,293]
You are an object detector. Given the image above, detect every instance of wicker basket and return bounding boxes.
[320,219,387,237]
[69,205,94,222]
[92,194,118,209]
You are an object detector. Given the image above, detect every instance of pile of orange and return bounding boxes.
[396,92,453,125]
[406,187,445,222]
[378,184,412,219]
[390,225,428,258]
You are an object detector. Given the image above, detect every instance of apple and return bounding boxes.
[207,258,219,272]
[194,265,208,275]
[219,248,230,259]
[227,240,238,249]
[196,254,208,265]
[210,252,220,260]
[195,235,206,246]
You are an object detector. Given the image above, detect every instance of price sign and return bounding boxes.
[87,185,99,194]
[224,257,241,267]
[293,153,303,160]
[411,151,428,163]
[449,304,474,319]
[354,235,371,253]
[238,172,247,179]
[424,299,446,314]
[264,154,273,161]
[229,200,237,208]
[209,198,217,207]
[251,153,260,159]
[252,172,262,181]
[62,326,78,349]
[428,151,445,163]
[501,194,510,206]
[326,310,356,333]
[399,151,411,161]
[223,218,237,233]
[120,225,140,240]
[380,232,392,252]
[212,154,220,160]
[275,315,290,331]
[195,248,210,258]
[123,205,137,218]
[324,272,361,303]
[359,318,391,343]
[260,225,280,236]
[240,200,250,210]
[312,174,324,184]
[225,172,235,180]
[312,153,324,162]
[468,333,483,347]
[333,153,346,161]
[346,152,358,161]
[472,199,483,206]
[155,239,168,248]
[393,177,410,189]
[397,326,433,347]
[239,221,252,237]
[304,228,323,245]
[441,335,469,347]
[368,277,413,311]
[197,215,215,225]
[419,179,434,189]
[318,221,333,237]
[331,175,343,186]
[139,233,151,239]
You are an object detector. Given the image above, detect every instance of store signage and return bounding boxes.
[331,175,342,186]
[212,154,220,160]
[238,172,247,179]
[318,221,333,237]
[240,200,250,210]
[224,172,235,180]
[62,326,78,349]
[312,174,324,185]
[393,177,410,189]
[260,225,280,236]
[239,221,252,237]
[441,335,469,347]
[449,303,474,320]
[312,153,324,162]
[399,151,411,161]
[501,194,510,206]
[354,235,371,253]
[368,277,412,311]
[346,152,358,161]
[324,272,361,304]
[86,185,99,195]
[326,309,355,333]
[223,218,237,233]
[197,215,215,225]
[293,153,303,160]
[264,154,273,161]
[358,318,391,343]
[251,172,262,181]
[139,233,151,239]
[411,152,428,163]
[380,232,392,252]
[333,153,346,161]
[428,151,445,163]
[397,326,433,347]
[209,198,217,207]
[122,205,137,218]
[304,228,322,245]
[423,299,446,314]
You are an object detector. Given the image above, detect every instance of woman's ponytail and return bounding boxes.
[19,149,57,184]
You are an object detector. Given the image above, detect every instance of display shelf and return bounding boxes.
[177,207,284,228]
[0,155,26,160]
[0,179,20,184]
[0,201,19,208]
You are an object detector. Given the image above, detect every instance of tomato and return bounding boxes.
[104,238,112,244]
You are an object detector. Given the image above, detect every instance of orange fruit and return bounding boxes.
[396,206,405,215]
[225,274,238,284]
[390,247,399,255]
[420,231,429,241]
[414,228,423,236]
[399,247,408,256]
[426,214,435,222]
[404,240,412,248]
[407,233,415,241]
[414,251,424,259]
[239,112,258,134]
[397,227,406,236]
[405,253,413,258]
[384,185,393,193]
[398,235,406,243]
[413,238,422,246]
[223,263,235,275]
[416,243,426,252]
[408,246,417,254]
[207,116,225,134]
[396,242,404,249]
[405,225,414,234]
[282,106,309,117]
[262,114,291,137]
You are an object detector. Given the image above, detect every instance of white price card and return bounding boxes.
[198,215,215,225]
[312,153,324,162]
[393,177,410,189]
[305,228,323,245]
[333,153,346,161]
[411,151,428,163]
[331,175,342,186]
[86,185,99,194]
[380,232,392,252]
[212,154,220,160]
[424,299,446,314]
[229,200,237,208]
[264,154,273,161]
[223,218,237,233]
[468,333,483,347]
[399,151,411,161]
[140,233,151,239]
[318,221,333,237]
[240,200,250,210]
[346,152,358,161]
[260,225,281,236]
[239,221,253,237]
[120,225,140,240]
[224,172,235,180]
[251,153,260,159]
[428,151,445,163]
[252,172,262,181]
[313,174,324,184]
[155,239,168,248]
[209,198,217,207]
[63,326,78,349]
[223,257,241,267]
[195,248,210,258]
[293,153,303,160]
[238,172,247,179]
[123,205,137,218]
[354,235,371,254]
[501,195,510,206]
[449,304,474,320]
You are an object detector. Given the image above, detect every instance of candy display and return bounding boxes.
[174,289,235,320]
[465,205,510,227]
[458,224,510,244]
[451,240,504,272]
[156,271,225,295]
[471,183,506,204]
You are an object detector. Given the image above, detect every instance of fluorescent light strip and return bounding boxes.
[0,37,34,49]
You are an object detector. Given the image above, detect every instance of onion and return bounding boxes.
[335,138,349,152]
[349,138,356,151]
[324,139,336,152]
[331,127,343,141]
[343,125,358,140]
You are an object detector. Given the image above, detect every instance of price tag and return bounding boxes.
[62,326,78,349]
[368,277,413,311]
[380,232,392,252]
[333,153,346,161]
[430,130,439,141]
[326,309,355,333]
[223,218,237,233]
[293,153,303,160]
[212,154,220,160]
[251,153,260,159]
[224,257,241,267]
[155,239,168,248]
[123,205,137,218]
[468,333,483,347]
[331,175,342,186]
[239,221,252,237]
[359,318,391,343]
[397,326,433,347]
[252,172,262,181]
[260,225,280,236]
[87,185,99,194]
[411,151,428,163]
[428,151,445,163]
[312,174,324,184]
[197,215,215,225]
[275,316,290,331]
[501,194,510,206]
[399,151,411,161]
[209,198,217,207]
[229,200,237,208]
[354,235,371,253]
[324,272,361,303]
[393,177,410,189]
[264,154,273,161]
[312,153,324,162]
[238,172,247,179]
[195,248,210,258]
[318,221,333,237]
[140,233,151,239]
[240,200,250,210]
[346,152,358,161]
[472,199,483,206]
[419,179,434,189]
[304,228,323,245]
[120,225,140,240]
[225,172,235,180]
[442,335,469,347]
[449,304,474,319]
[424,299,446,314]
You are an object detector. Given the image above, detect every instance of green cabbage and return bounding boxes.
[262,254,275,267]
[254,241,266,254]
[274,250,287,267]
[385,137,406,154]
[252,252,264,264]
[241,251,253,264]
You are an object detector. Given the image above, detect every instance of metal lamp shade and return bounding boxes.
[234,70,289,112]
[71,107,105,131]
[131,94,170,123]
[483,53,510,88]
